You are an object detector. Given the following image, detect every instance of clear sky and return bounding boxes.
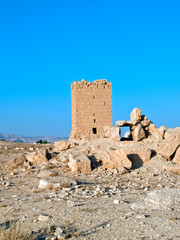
[0,0,180,137]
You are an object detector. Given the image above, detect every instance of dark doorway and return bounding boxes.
[92,128,97,134]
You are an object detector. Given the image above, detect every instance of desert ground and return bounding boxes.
[0,130,180,240]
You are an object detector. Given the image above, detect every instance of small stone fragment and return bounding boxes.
[37,170,58,178]
[38,179,52,190]
[38,214,50,221]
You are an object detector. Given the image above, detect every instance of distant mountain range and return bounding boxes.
[0,133,68,143]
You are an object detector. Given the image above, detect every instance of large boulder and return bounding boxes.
[164,127,180,139]
[124,147,152,168]
[132,124,146,141]
[25,152,37,162]
[96,146,152,170]
[101,148,132,170]
[25,148,50,165]
[147,124,167,139]
[68,150,91,174]
[132,188,180,211]
[130,108,142,123]
[102,126,120,141]
[157,131,180,160]
[7,154,26,170]
[144,189,180,210]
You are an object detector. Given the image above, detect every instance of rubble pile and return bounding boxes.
[116,108,167,141]
[5,108,180,176]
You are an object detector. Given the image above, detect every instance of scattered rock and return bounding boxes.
[1,108,180,240]
[1,135,180,240]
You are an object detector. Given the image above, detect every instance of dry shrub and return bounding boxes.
[0,222,35,240]
[62,216,81,238]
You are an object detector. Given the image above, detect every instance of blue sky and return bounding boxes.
[0,0,180,137]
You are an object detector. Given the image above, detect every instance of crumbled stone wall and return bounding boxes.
[70,79,112,139]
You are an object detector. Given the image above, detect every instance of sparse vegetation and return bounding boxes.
[0,222,35,240]
[0,217,81,240]
[61,216,81,239]
[36,139,50,144]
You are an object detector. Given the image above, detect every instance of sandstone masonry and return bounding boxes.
[70,79,112,139]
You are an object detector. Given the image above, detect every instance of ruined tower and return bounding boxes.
[70,79,112,139]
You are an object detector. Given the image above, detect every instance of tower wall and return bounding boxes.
[70,79,112,139]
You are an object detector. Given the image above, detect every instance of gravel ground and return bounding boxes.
[0,141,180,240]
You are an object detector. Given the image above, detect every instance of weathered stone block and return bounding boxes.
[102,126,120,141]
[68,150,91,174]
[132,124,146,141]
[101,148,132,170]
[158,131,180,159]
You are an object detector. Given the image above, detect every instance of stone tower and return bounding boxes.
[70,79,112,139]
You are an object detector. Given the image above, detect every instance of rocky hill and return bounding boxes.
[0,133,68,143]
